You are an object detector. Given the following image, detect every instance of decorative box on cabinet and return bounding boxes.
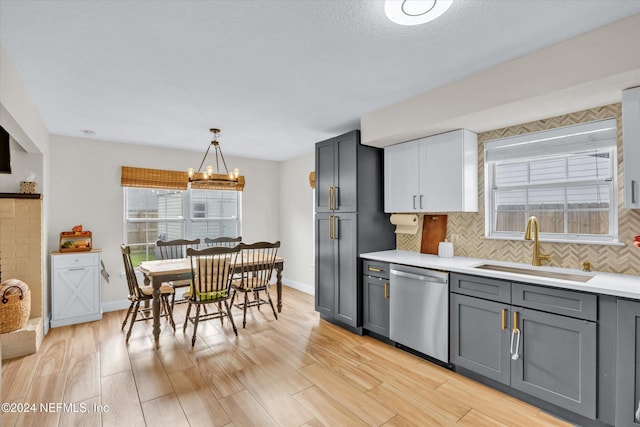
[384,129,477,213]
[623,86,640,209]
[51,250,102,327]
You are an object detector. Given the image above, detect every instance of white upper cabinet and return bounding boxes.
[384,129,478,213]
[623,86,640,209]
[384,139,421,212]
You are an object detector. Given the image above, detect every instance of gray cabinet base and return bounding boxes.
[454,366,612,427]
[319,313,363,336]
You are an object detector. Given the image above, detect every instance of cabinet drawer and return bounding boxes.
[512,283,597,321]
[362,260,390,279]
[53,252,100,269]
[451,273,510,304]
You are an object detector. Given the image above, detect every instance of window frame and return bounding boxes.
[123,187,242,264]
[484,119,619,245]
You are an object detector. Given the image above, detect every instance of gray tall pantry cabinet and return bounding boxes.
[314,130,395,332]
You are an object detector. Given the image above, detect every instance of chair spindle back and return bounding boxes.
[187,246,240,302]
[237,241,280,291]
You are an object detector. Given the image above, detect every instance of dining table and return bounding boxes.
[139,255,284,347]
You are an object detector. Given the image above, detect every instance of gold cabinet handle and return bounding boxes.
[368,267,382,273]
[329,215,334,239]
[384,282,389,298]
[501,308,507,330]
[333,216,339,239]
[513,311,518,332]
[333,187,338,210]
[328,187,333,210]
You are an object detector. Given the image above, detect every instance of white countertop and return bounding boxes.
[360,250,640,300]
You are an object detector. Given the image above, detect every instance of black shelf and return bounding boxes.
[0,193,42,199]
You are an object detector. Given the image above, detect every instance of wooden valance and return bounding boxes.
[121,166,188,190]
[121,166,245,191]
[309,171,315,189]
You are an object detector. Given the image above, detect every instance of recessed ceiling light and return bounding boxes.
[385,0,454,26]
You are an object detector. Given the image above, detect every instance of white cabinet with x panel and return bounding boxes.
[51,250,102,327]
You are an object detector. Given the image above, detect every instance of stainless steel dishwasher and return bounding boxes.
[390,263,449,363]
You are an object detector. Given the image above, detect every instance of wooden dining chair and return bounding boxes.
[229,241,280,328]
[156,238,201,259]
[120,245,175,342]
[156,238,200,308]
[204,236,242,248]
[183,246,241,346]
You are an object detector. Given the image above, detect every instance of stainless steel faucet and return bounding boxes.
[524,216,550,266]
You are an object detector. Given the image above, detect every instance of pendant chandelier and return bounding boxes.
[187,128,242,188]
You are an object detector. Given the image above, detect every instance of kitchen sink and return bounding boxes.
[474,264,594,283]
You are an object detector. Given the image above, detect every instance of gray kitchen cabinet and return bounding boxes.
[315,131,358,213]
[362,260,390,337]
[450,292,511,385]
[314,131,395,331]
[316,212,358,325]
[315,213,335,317]
[450,273,596,420]
[616,299,640,427]
[511,307,596,419]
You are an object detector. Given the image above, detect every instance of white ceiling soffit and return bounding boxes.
[361,13,640,147]
[1,1,640,161]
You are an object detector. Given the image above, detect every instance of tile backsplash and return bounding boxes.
[397,103,640,275]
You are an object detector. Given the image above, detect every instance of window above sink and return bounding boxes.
[484,118,619,245]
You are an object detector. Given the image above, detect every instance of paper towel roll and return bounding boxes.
[390,214,419,234]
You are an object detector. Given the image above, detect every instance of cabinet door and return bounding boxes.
[334,132,358,212]
[421,132,463,212]
[511,307,596,419]
[52,265,100,321]
[418,130,478,212]
[450,293,511,385]
[315,213,335,316]
[334,213,358,327]
[362,275,389,337]
[623,86,640,209]
[616,299,640,427]
[315,140,336,213]
[384,140,420,212]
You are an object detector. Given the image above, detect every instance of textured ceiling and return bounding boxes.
[1,0,640,161]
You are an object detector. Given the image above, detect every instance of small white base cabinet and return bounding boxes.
[51,250,102,327]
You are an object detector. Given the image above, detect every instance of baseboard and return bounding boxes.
[102,299,130,312]
[282,278,314,295]
[101,281,311,311]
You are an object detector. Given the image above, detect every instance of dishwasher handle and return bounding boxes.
[390,269,448,284]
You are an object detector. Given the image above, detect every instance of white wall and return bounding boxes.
[279,150,315,294]
[0,42,51,335]
[48,135,280,307]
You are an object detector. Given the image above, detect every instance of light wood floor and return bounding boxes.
[1,286,571,427]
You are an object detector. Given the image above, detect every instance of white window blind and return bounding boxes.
[485,118,618,243]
